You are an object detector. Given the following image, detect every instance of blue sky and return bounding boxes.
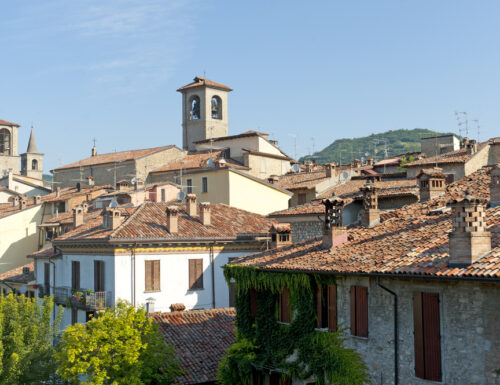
[0,0,499,171]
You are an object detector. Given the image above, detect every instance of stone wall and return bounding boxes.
[334,276,500,385]
[488,143,500,165]
[289,219,323,242]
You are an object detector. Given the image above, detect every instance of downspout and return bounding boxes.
[377,277,398,385]
[49,251,57,320]
[132,243,137,307]
[210,243,215,309]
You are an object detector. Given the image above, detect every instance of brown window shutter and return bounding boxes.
[94,261,98,291]
[153,260,160,291]
[350,286,356,335]
[99,261,105,291]
[413,292,425,379]
[315,284,322,328]
[189,259,195,289]
[249,288,257,319]
[279,286,291,323]
[327,284,337,331]
[75,261,80,289]
[356,286,368,337]
[195,259,203,289]
[145,261,153,292]
[422,292,442,381]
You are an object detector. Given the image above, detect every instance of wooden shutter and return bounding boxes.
[327,284,337,331]
[94,260,104,292]
[72,261,80,290]
[189,259,203,290]
[356,286,368,337]
[153,260,160,291]
[350,286,356,335]
[44,263,50,295]
[249,288,257,319]
[413,292,425,379]
[196,259,203,289]
[145,261,153,292]
[189,259,195,289]
[315,284,322,328]
[278,286,291,323]
[422,292,441,381]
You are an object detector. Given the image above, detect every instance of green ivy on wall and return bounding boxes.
[218,265,368,385]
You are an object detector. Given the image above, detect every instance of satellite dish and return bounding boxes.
[131,177,137,185]
[177,191,186,201]
[206,158,214,168]
[109,199,119,208]
[291,164,300,173]
[341,171,349,180]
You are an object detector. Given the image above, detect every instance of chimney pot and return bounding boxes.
[267,175,279,184]
[325,163,335,178]
[360,181,380,228]
[86,176,95,186]
[19,199,27,210]
[321,197,347,248]
[200,202,211,226]
[466,139,477,155]
[417,167,446,202]
[186,194,197,216]
[102,208,124,230]
[490,164,500,207]
[33,195,42,205]
[166,206,179,234]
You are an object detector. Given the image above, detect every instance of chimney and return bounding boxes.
[448,190,491,266]
[305,162,313,173]
[86,176,95,186]
[417,168,446,202]
[170,303,186,312]
[82,202,89,213]
[11,196,19,207]
[269,223,292,248]
[186,194,197,216]
[466,139,477,155]
[33,195,42,205]
[325,163,335,178]
[200,202,211,226]
[490,164,500,207]
[321,197,347,249]
[19,199,27,210]
[360,181,380,228]
[73,205,84,227]
[267,175,279,184]
[56,187,61,198]
[460,137,469,149]
[215,158,227,168]
[353,159,361,168]
[166,206,178,234]
[366,158,374,166]
[102,208,124,230]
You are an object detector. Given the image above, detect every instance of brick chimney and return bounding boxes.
[73,205,84,227]
[33,195,42,205]
[267,175,279,184]
[19,199,27,210]
[325,163,336,178]
[86,176,95,186]
[360,181,380,228]
[305,162,313,173]
[200,202,211,226]
[102,208,124,230]
[166,206,178,234]
[322,197,347,249]
[269,223,292,249]
[466,140,478,155]
[417,168,446,202]
[353,159,361,168]
[186,194,197,216]
[489,164,500,207]
[448,190,491,266]
[366,158,374,166]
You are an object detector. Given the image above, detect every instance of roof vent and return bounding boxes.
[360,181,380,228]
[321,197,347,249]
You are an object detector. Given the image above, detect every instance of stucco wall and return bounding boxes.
[465,144,491,176]
[489,143,500,165]
[182,169,230,205]
[244,153,290,179]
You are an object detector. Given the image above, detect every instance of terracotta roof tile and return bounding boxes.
[0,119,19,126]
[151,308,236,385]
[406,142,488,167]
[276,171,329,190]
[177,76,233,92]
[151,150,246,173]
[0,262,34,283]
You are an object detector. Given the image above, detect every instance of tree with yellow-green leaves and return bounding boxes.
[0,293,62,385]
[56,301,183,385]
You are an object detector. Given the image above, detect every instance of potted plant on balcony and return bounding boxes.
[70,291,85,307]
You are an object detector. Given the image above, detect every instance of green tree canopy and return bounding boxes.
[56,301,182,385]
[0,293,62,385]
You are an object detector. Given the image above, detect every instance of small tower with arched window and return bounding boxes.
[21,126,44,179]
[177,76,232,151]
[0,118,20,175]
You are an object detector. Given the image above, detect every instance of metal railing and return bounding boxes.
[51,286,111,310]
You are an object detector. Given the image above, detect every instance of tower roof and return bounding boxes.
[0,119,20,127]
[177,76,233,92]
[26,127,38,153]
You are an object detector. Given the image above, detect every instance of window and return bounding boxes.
[202,177,208,193]
[44,263,50,295]
[279,234,290,243]
[228,283,236,307]
[0,128,11,155]
[94,260,105,292]
[25,290,35,298]
[145,260,161,292]
[350,286,368,337]
[161,189,166,202]
[71,261,80,290]
[298,193,307,205]
[252,368,264,385]
[32,159,38,170]
[278,286,291,323]
[211,96,222,119]
[71,308,78,324]
[315,284,337,331]
[188,259,203,290]
[413,292,442,381]
[190,95,200,120]
[186,179,193,194]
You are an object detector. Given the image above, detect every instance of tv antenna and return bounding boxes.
[472,119,480,141]
[454,111,468,137]
[288,133,298,160]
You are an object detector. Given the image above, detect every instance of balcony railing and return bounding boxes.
[52,286,111,310]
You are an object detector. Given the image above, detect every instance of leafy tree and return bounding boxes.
[56,301,183,385]
[0,293,62,385]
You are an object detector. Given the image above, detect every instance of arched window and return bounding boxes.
[0,129,11,155]
[32,159,38,170]
[211,96,222,119]
[190,95,200,120]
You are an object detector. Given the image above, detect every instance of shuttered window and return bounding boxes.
[71,261,80,290]
[145,260,161,292]
[249,288,258,320]
[94,260,105,292]
[44,263,50,295]
[315,284,337,331]
[188,259,203,290]
[350,286,368,337]
[278,286,291,323]
[413,292,442,381]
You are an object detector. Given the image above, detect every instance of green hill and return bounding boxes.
[302,128,458,164]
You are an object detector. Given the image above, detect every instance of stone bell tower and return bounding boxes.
[21,126,44,180]
[177,76,232,151]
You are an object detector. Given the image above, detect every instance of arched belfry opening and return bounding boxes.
[211,96,222,119]
[190,95,201,120]
[0,128,11,155]
[32,159,38,170]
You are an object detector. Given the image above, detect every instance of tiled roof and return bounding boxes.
[151,308,236,385]
[373,157,402,167]
[177,76,233,92]
[194,130,270,145]
[276,171,329,190]
[232,167,500,279]
[55,202,274,241]
[0,119,19,126]
[43,208,102,225]
[150,150,246,173]
[42,186,110,203]
[0,201,41,220]
[405,142,488,167]
[27,246,62,259]
[0,262,34,283]
[52,145,178,171]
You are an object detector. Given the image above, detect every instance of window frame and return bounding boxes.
[93,260,105,292]
[145,260,161,292]
[186,179,193,194]
[188,258,204,290]
[201,177,208,193]
[277,286,291,323]
[350,285,368,337]
[71,261,80,290]
[315,283,337,331]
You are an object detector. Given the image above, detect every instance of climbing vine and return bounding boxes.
[218,265,368,385]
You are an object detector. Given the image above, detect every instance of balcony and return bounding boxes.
[52,286,111,310]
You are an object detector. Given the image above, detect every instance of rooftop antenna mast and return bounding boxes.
[455,111,468,137]
[472,119,480,141]
[288,134,298,160]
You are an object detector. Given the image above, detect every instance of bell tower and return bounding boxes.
[177,76,232,151]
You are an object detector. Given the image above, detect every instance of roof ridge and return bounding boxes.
[109,204,143,238]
